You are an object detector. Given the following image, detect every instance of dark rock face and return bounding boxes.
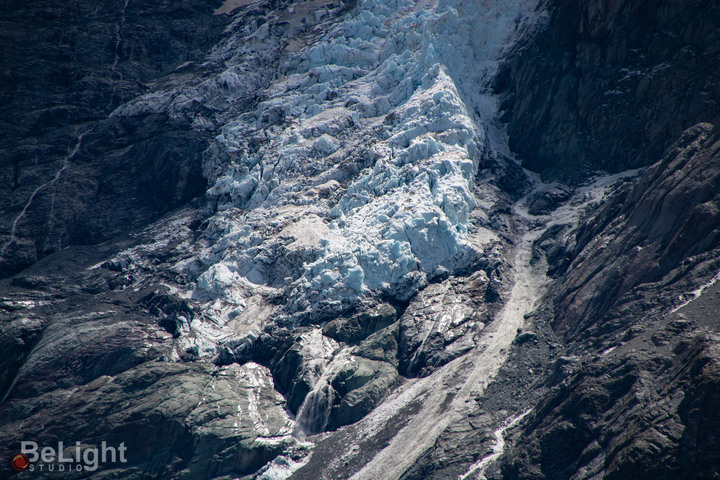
[0,0,229,277]
[552,123,720,339]
[526,184,573,216]
[398,271,501,377]
[502,310,720,480]
[326,357,398,430]
[1,360,293,479]
[323,303,397,344]
[497,0,720,180]
[497,125,720,480]
[0,221,295,480]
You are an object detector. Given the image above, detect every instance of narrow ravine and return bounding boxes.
[346,206,550,480]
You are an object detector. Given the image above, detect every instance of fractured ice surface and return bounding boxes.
[91,0,554,472]
[176,0,544,324]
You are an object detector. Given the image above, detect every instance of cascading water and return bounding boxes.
[293,349,351,438]
[294,383,336,437]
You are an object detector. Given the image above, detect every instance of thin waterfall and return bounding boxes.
[294,349,351,438]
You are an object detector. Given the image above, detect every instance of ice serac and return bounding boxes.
[181,0,543,331]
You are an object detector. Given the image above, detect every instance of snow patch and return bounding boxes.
[671,270,720,313]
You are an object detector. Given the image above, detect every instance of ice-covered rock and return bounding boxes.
[65,0,545,470]
[181,0,542,326]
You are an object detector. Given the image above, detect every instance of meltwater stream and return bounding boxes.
[458,408,534,480]
[294,348,351,438]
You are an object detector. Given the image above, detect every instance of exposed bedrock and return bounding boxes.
[551,123,720,339]
[502,328,720,480]
[0,0,230,277]
[496,0,720,181]
[497,110,720,480]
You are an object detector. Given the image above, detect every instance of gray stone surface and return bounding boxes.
[398,272,501,377]
[497,0,720,181]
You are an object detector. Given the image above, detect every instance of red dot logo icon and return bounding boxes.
[12,454,29,471]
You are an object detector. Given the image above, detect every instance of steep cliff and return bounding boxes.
[496,0,720,181]
[0,0,229,277]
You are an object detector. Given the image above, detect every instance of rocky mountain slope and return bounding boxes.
[496,0,720,181]
[501,123,720,480]
[0,0,229,277]
[1,0,719,479]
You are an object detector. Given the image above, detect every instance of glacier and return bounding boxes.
[115,0,545,334]
[4,1,720,479]
[104,0,551,474]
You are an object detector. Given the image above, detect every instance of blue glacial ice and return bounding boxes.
[174,0,545,323]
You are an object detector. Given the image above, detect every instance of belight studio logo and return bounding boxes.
[11,441,128,473]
